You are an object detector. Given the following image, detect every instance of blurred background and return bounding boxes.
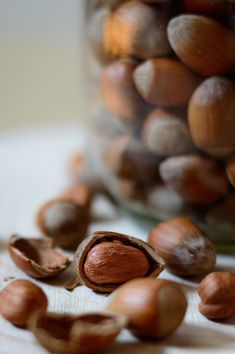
[0,0,85,130]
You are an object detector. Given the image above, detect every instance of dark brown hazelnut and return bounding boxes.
[104,1,171,59]
[134,58,202,107]
[159,155,229,205]
[142,108,193,156]
[101,60,148,122]
[148,217,216,277]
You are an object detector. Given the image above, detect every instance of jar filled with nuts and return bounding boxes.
[84,0,235,244]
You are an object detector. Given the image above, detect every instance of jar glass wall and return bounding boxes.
[85,0,235,244]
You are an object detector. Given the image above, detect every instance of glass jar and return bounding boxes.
[85,0,235,245]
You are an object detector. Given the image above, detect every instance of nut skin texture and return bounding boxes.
[104,1,171,60]
[107,278,187,339]
[69,231,165,293]
[189,76,235,158]
[0,279,48,327]
[30,312,127,354]
[167,15,235,76]
[159,155,229,205]
[148,217,216,277]
[198,272,235,320]
[101,60,147,122]
[84,242,150,284]
[134,58,202,107]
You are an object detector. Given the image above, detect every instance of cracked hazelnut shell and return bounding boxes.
[69,231,165,293]
[30,312,127,354]
[8,235,70,279]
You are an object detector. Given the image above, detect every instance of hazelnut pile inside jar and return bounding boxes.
[87,0,235,240]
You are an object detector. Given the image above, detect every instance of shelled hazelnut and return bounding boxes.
[104,135,160,183]
[101,60,148,122]
[148,217,216,277]
[68,231,164,293]
[107,278,187,339]
[168,15,235,76]
[0,280,47,327]
[189,76,235,158]
[142,108,193,156]
[37,185,92,250]
[198,272,235,320]
[159,155,229,205]
[104,1,171,59]
[134,58,202,107]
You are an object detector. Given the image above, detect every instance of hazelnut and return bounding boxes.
[104,135,160,183]
[226,155,235,187]
[112,177,150,202]
[68,231,164,293]
[198,272,235,320]
[206,194,235,243]
[0,279,47,327]
[101,60,148,122]
[8,235,70,279]
[142,108,193,156]
[148,217,216,277]
[167,15,235,76]
[107,278,187,339]
[159,155,229,205]
[104,1,171,59]
[134,58,202,107]
[37,189,91,250]
[189,76,235,158]
[30,312,127,354]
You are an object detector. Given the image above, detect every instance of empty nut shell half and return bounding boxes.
[29,312,127,354]
[8,235,70,279]
[69,231,165,293]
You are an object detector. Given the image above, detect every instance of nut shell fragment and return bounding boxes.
[29,312,127,354]
[69,231,165,293]
[8,235,70,279]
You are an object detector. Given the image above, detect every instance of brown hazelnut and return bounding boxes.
[104,1,171,59]
[104,135,160,183]
[142,109,193,156]
[134,58,202,107]
[8,235,70,279]
[30,312,127,354]
[189,76,235,158]
[206,194,235,243]
[60,185,93,210]
[37,194,90,250]
[198,272,235,320]
[101,60,148,122]
[107,278,187,339]
[159,155,229,205]
[0,279,47,327]
[167,15,235,76]
[148,217,216,277]
[68,231,164,293]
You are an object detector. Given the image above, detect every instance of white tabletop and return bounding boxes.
[0,122,235,354]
